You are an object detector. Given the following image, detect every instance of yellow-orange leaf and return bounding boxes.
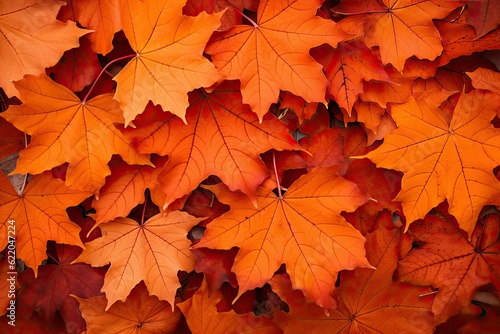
[0,0,88,97]
[0,171,91,276]
[178,278,281,334]
[205,0,350,120]
[60,0,121,55]
[113,0,223,125]
[361,90,500,236]
[74,281,181,334]
[195,166,371,309]
[1,74,150,194]
[334,0,461,71]
[73,211,204,310]
[124,81,302,210]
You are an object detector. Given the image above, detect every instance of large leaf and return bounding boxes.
[124,81,302,209]
[398,205,500,324]
[361,90,500,236]
[195,166,371,309]
[178,278,281,334]
[271,212,435,333]
[1,74,150,194]
[74,281,181,334]
[205,0,350,120]
[73,211,204,310]
[0,0,88,96]
[333,0,461,71]
[0,171,91,276]
[113,0,223,124]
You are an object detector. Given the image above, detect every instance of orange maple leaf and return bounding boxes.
[113,0,223,125]
[311,39,391,116]
[73,281,181,334]
[0,0,88,97]
[73,211,204,310]
[0,171,91,276]
[397,206,500,324]
[467,67,500,95]
[91,155,168,227]
[59,0,121,55]
[124,81,302,210]
[205,0,350,120]
[270,212,435,333]
[178,278,281,334]
[360,90,500,236]
[279,92,318,124]
[1,74,150,194]
[195,166,372,309]
[333,0,461,71]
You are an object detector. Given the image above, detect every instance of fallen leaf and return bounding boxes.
[195,166,371,309]
[74,281,181,334]
[0,0,88,97]
[123,81,302,210]
[360,90,500,236]
[17,244,106,334]
[178,278,281,334]
[1,74,150,194]
[0,171,91,276]
[465,0,500,38]
[397,205,500,324]
[206,0,350,120]
[271,214,434,333]
[91,155,168,227]
[59,0,121,55]
[46,36,102,92]
[113,0,223,124]
[467,67,500,95]
[333,0,461,71]
[73,211,204,310]
[311,39,391,115]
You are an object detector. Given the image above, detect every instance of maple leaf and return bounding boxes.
[123,81,302,209]
[46,36,102,92]
[195,166,372,309]
[0,117,24,161]
[397,205,500,324]
[113,0,223,125]
[333,0,461,71]
[0,0,88,97]
[205,0,350,120]
[0,171,91,276]
[1,74,150,194]
[279,91,318,124]
[465,0,500,38]
[178,278,281,334]
[360,90,500,236]
[311,39,391,116]
[59,0,121,55]
[73,211,204,310]
[91,155,168,227]
[74,281,181,334]
[17,244,106,334]
[467,67,500,95]
[430,19,500,68]
[270,212,435,333]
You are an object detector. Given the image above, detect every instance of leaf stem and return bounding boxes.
[224,0,258,28]
[141,190,149,225]
[273,151,283,200]
[20,133,29,194]
[82,54,136,103]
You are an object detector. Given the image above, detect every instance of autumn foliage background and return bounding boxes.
[1,0,500,333]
